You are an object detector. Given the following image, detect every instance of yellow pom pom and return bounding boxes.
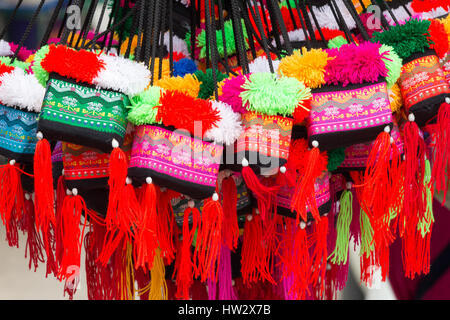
[388,83,403,113]
[278,47,332,89]
[155,74,201,98]
[439,15,450,44]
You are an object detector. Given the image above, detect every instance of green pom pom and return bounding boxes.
[328,36,348,49]
[0,57,30,71]
[127,86,162,125]
[327,148,346,172]
[196,19,249,59]
[240,72,311,117]
[371,19,431,59]
[380,44,403,89]
[31,45,50,87]
[194,69,227,100]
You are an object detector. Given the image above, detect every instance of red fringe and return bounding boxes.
[23,196,45,272]
[221,177,239,250]
[194,197,223,282]
[55,175,66,269]
[156,188,178,265]
[431,103,450,203]
[0,163,24,234]
[173,206,200,300]
[309,216,329,298]
[134,182,158,272]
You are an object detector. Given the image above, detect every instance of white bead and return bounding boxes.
[323,212,328,217]
[231,280,235,286]
[126,177,132,185]
[346,182,352,190]
[326,264,332,271]
[24,193,30,201]
[111,138,119,149]
[247,215,253,221]
[36,131,43,140]
[188,200,195,208]
[61,169,65,176]
[299,221,306,229]
[446,97,450,104]
[242,158,249,167]
[255,208,260,215]
[9,159,15,166]
[66,189,72,196]
[312,140,319,148]
[146,177,152,184]
[384,126,390,133]
[72,188,78,196]
[390,137,394,144]
[279,166,287,174]
[212,193,219,201]
[408,113,415,122]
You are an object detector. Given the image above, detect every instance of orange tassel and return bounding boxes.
[194,193,223,282]
[291,146,322,224]
[173,205,200,300]
[221,176,239,250]
[134,178,158,272]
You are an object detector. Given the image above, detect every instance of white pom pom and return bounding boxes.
[36,131,43,140]
[446,97,450,104]
[312,140,319,148]
[146,177,153,184]
[212,193,219,201]
[72,188,78,196]
[112,138,119,149]
[9,159,15,166]
[247,215,253,221]
[126,177,132,185]
[279,166,287,174]
[408,113,415,122]
[299,221,306,229]
[384,126,390,133]
[188,200,195,208]
[242,158,249,167]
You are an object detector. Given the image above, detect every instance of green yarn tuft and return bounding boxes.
[328,36,348,49]
[196,19,249,59]
[327,148,346,172]
[329,189,353,265]
[359,208,374,258]
[240,72,310,117]
[380,44,403,89]
[0,57,30,71]
[194,69,227,100]
[371,19,431,59]
[31,45,50,87]
[127,86,162,125]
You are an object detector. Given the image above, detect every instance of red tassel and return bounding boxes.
[55,175,66,268]
[57,190,88,299]
[99,182,140,266]
[156,188,178,265]
[221,176,239,250]
[309,216,329,298]
[173,205,200,300]
[241,164,279,206]
[194,193,223,282]
[34,137,56,276]
[241,211,275,285]
[431,102,450,202]
[134,178,158,272]
[23,194,45,271]
[291,147,323,224]
[0,161,24,229]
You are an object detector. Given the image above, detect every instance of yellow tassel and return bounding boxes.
[119,242,136,300]
[120,34,143,56]
[148,58,171,82]
[148,248,168,300]
[278,47,333,89]
[156,74,201,98]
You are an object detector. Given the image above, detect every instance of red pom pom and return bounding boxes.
[41,44,105,84]
[293,99,311,124]
[428,19,449,59]
[156,90,221,136]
